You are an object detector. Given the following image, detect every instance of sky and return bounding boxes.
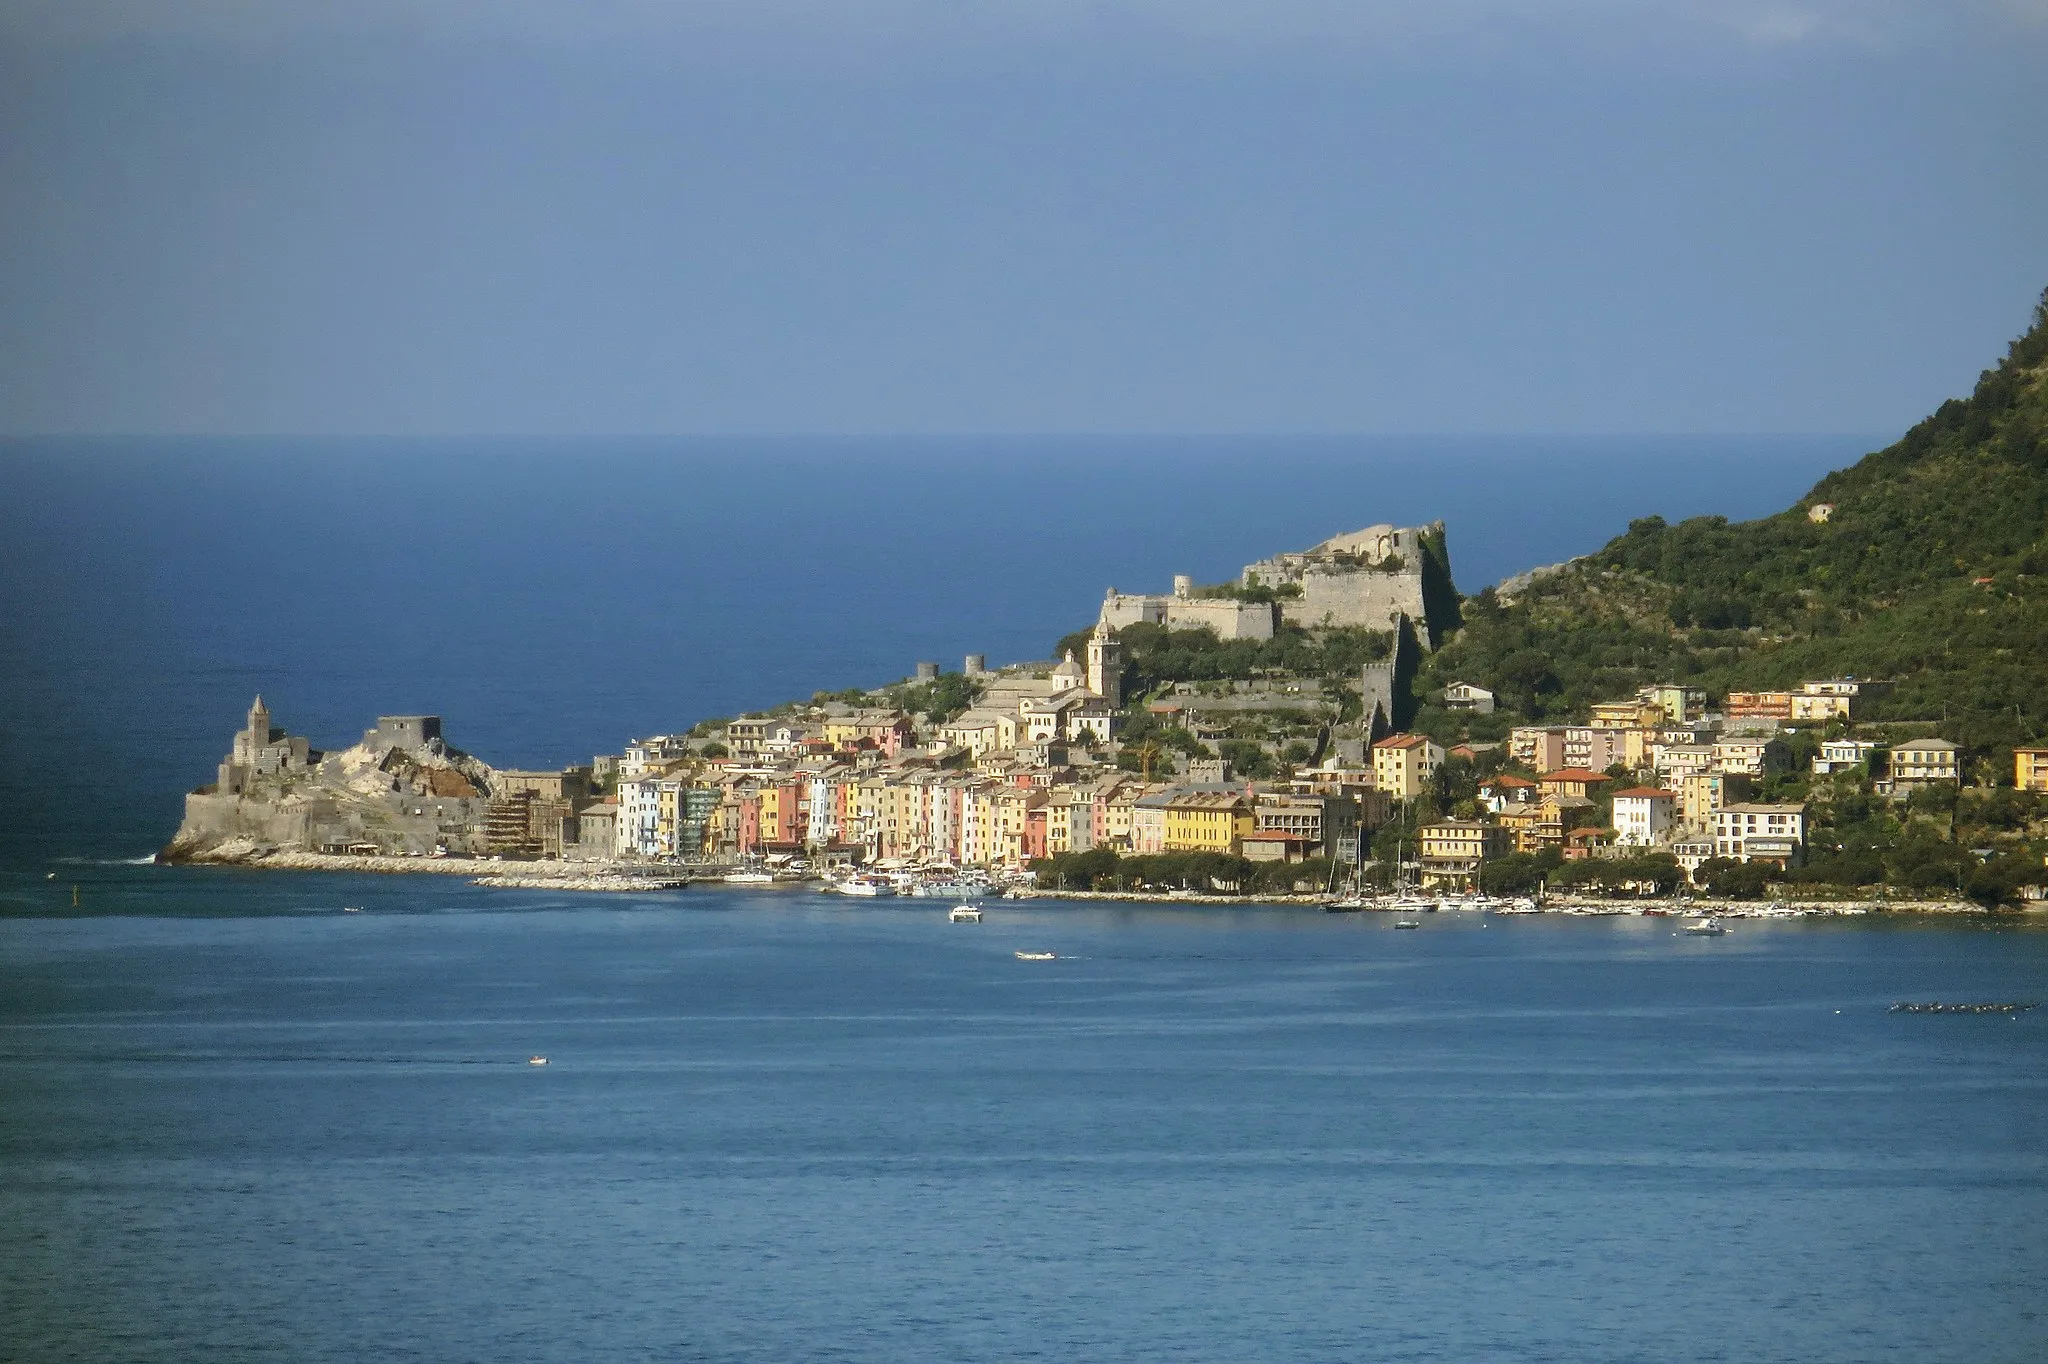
[0,1,2043,436]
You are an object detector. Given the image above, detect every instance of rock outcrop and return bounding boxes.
[162,703,500,863]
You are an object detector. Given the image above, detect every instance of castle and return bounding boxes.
[1099,520,1454,647]
[1240,521,1447,640]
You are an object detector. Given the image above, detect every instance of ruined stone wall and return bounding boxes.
[1283,569,1428,634]
[1163,598,1275,640]
[1100,592,1168,631]
[1100,593,1275,640]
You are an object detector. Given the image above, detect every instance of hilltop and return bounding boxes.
[1416,287,2048,762]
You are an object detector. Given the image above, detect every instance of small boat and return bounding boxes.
[1390,893,1440,914]
[724,869,776,885]
[1393,919,1420,930]
[1682,918,1727,936]
[832,876,893,897]
[1014,950,1057,961]
[1324,895,1370,913]
[527,1055,549,1066]
[342,906,363,913]
[948,904,983,923]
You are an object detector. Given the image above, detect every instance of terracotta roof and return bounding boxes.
[1484,774,1537,788]
[1374,734,1430,750]
[1538,768,1610,783]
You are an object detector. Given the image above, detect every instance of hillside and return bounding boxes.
[1418,287,2048,762]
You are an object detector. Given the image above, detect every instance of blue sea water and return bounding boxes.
[3,879,2045,1363]
[1,434,1872,869]
[12,434,2044,1363]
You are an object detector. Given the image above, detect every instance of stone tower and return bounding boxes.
[246,696,271,745]
[1086,621,1122,707]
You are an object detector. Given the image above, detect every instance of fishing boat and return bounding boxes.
[1682,917,1728,936]
[948,904,983,923]
[1014,950,1057,961]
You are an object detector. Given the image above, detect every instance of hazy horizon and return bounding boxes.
[3,2,2043,439]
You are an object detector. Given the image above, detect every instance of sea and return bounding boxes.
[6,435,2046,1362]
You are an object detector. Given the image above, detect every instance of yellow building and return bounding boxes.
[1162,791,1254,854]
[1416,819,1511,888]
[1372,734,1443,800]
[1679,771,1751,829]
[2016,748,2048,792]
[1590,701,1664,731]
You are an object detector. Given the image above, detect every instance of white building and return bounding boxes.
[1611,787,1677,847]
[617,775,664,858]
[1442,682,1496,714]
[1813,738,1882,776]
[1713,803,1807,866]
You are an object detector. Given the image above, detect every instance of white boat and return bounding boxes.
[1324,895,1371,913]
[1682,917,1728,936]
[527,1055,549,1066]
[1389,893,1440,914]
[724,869,776,885]
[1014,950,1057,961]
[1393,919,1421,930]
[832,877,893,897]
[948,904,983,923]
[342,906,363,913]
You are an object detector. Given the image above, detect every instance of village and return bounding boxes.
[167,520,2038,902]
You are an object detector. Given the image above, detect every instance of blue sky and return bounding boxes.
[0,1,2043,435]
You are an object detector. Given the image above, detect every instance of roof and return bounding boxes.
[1373,734,1432,750]
[1538,768,1610,783]
[1611,786,1675,799]
[1892,737,1960,751]
[1483,774,1537,788]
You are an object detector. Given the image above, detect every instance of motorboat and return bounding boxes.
[1389,893,1440,914]
[1014,950,1057,961]
[1324,895,1371,913]
[342,906,363,913]
[527,1055,549,1066]
[1393,919,1420,930]
[832,876,893,897]
[948,904,983,923]
[724,869,776,885]
[1682,917,1728,936]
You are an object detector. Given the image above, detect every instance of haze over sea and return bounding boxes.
[5,436,2046,1363]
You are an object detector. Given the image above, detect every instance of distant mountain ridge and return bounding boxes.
[1421,287,2048,759]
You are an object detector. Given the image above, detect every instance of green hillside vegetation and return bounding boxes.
[1418,287,2048,761]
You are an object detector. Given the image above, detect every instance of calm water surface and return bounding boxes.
[4,872,2044,1363]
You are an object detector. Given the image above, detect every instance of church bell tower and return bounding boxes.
[1085,622,1122,707]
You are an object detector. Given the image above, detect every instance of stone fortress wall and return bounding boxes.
[1099,573,1277,640]
[1240,521,1452,646]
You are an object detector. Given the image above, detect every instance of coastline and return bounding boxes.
[152,850,2032,914]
